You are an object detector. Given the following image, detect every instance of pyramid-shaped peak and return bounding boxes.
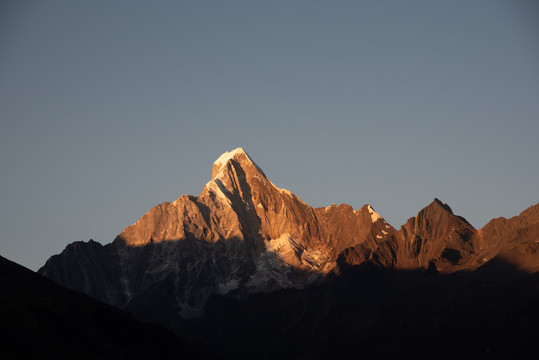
[214,147,247,167]
[356,204,383,223]
[429,198,453,213]
[211,147,265,180]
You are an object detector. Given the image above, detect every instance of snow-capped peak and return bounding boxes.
[213,147,247,168]
[212,147,264,179]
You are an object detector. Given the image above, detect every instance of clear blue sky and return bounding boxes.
[1,0,538,271]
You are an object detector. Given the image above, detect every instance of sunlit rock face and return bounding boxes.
[477,203,539,273]
[39,148,390,317]
[39,148,539,318]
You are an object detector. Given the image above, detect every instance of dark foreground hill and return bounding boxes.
[0,255,213,360]
[173,259,539,360]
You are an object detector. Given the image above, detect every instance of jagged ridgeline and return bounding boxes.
[39,147,539,320]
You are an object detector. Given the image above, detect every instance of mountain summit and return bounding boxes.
[39,148,392,317]
[210,147,265,180]
[36,148,539,359]
[39,148,539,320]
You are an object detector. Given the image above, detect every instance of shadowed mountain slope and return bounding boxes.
[39,148,539,319]
[176,260,539,360]
[0,255,213,360]
[36,148,539,359]
[39,148,393,317]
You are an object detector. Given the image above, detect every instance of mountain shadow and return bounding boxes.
[167,258,539,360]
[34,148,539,359]
[0,255,214,360]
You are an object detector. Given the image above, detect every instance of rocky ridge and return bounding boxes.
[39,148,539,319]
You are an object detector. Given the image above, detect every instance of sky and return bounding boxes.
[1,0,538,271]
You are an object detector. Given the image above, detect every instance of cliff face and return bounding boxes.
[337,199,477,271]
[39,148,539,319]
[115,148,391,266]
[40,148,390,317]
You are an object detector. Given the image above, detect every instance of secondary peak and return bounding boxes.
[367,204,382,223]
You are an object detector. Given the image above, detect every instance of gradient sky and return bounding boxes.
[1,0,538,271]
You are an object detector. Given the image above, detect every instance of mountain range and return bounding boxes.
[35,147,539,359]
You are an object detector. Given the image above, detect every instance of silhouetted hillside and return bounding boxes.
[172,259,539,360]
[0,255,213,360]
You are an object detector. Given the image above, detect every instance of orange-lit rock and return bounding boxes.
[39,148,539,319]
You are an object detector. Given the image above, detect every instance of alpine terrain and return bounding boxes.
[38,147,539,359]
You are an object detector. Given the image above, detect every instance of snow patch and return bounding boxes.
[213,147,263,179]
[367,204,382,223]
[381,230,387,235]
[214,148,245,168]
[266,233,292,252]
[300,249,330,272]
[204,179,231,206]
[247,233,334,291]
[376,235,383,239]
